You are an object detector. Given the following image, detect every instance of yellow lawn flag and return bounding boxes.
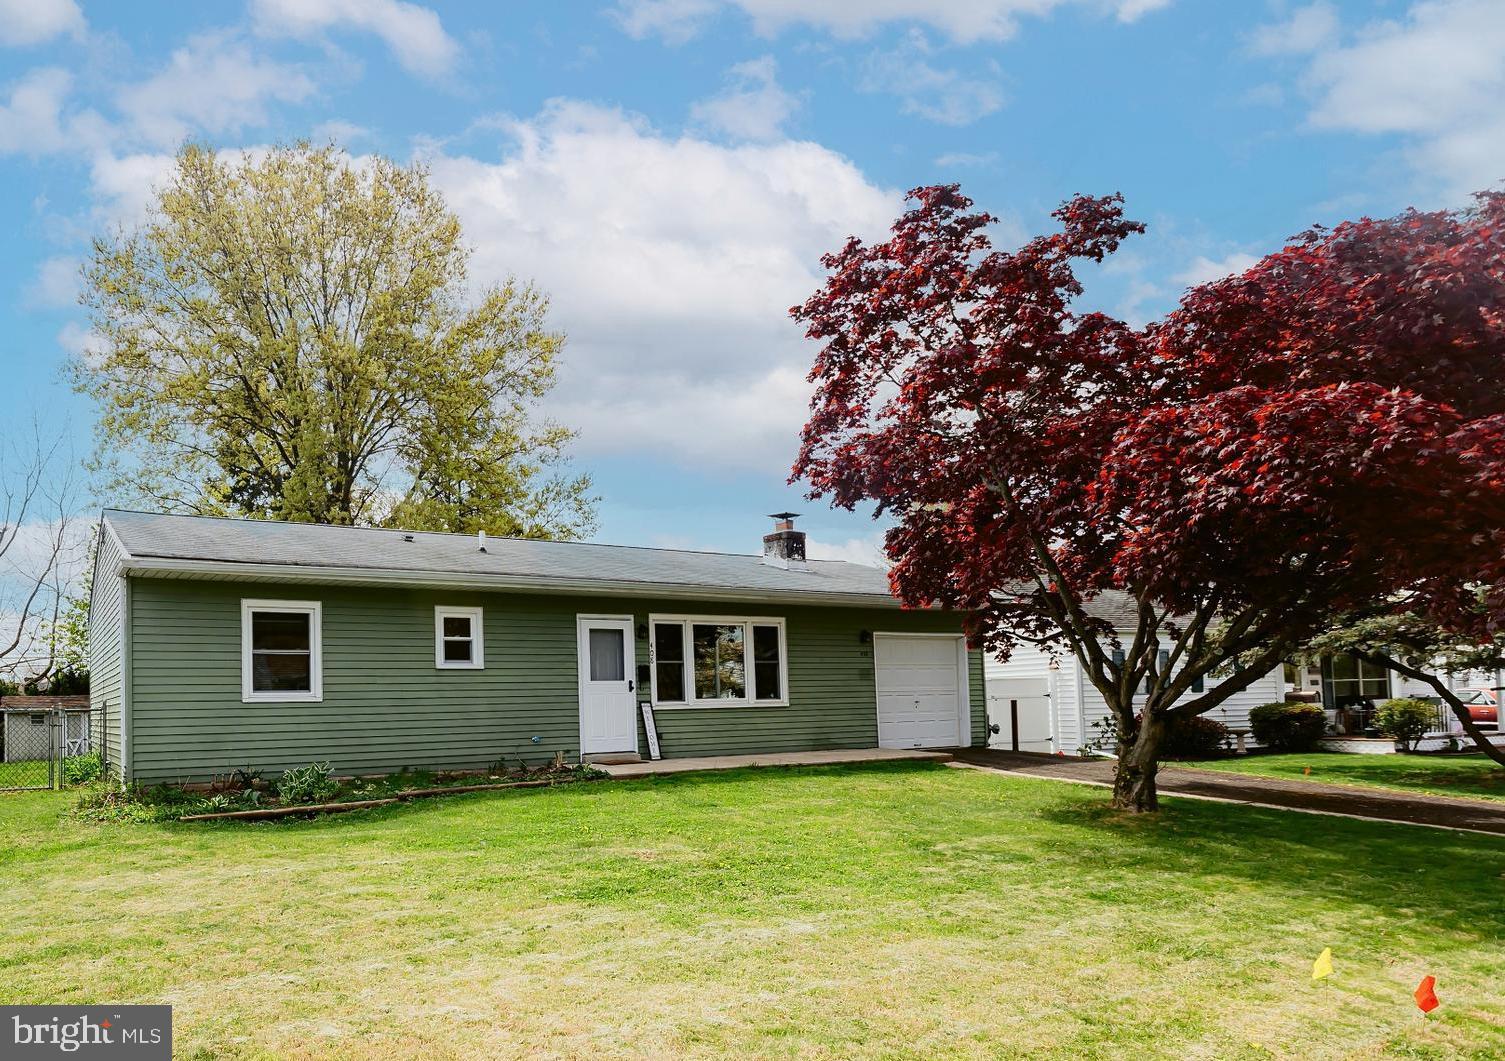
[1312,948,1334,981]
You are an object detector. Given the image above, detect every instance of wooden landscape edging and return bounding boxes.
[178,777,564,822]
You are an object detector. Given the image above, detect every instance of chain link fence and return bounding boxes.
[0,707,98,791]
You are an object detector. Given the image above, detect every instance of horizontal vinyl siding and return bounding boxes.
[1069,649,1286,751]
[87,529,124,772]
[127,578,980,781]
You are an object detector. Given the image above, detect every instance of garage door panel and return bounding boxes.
[875,635,965,750]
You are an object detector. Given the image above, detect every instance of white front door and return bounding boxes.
[577,616,638,756]
[875,634,968,749]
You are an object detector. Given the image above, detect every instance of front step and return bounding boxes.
[583,752,643,765]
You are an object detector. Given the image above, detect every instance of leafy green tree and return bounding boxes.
[75,143,595,539]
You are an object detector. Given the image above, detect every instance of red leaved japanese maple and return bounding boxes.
[792,185,1505,811]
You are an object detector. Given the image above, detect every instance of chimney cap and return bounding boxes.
[767,511,800,522]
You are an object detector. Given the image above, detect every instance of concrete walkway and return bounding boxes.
[952,749,1505,836]
[599,747,952,778]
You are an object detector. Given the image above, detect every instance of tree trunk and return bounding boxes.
[1111,714,1163,813]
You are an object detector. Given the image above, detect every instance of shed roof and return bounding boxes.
[102,509,906,607]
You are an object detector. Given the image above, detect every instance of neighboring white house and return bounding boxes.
[985,591,1285,755]
[984,590,1504,755]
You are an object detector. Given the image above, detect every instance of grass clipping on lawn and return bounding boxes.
[3,760,1503,1059]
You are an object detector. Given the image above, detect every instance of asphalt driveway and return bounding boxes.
[952,749,1505,835]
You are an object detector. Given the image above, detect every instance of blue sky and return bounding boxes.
[2,0,1502,562]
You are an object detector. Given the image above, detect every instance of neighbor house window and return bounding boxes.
[1322,654,1390,708]
[241,599,322,703]
[435,606,484,669]
[649,616,787,707]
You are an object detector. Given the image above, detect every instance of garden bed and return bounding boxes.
[75,762,606,823]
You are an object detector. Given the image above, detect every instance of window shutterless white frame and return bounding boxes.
[241,599,323,703]
[434,606,485,669]
[647,614,788,709]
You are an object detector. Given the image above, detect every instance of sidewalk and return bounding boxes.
[951,749,1505,836]
[599,747,952,778]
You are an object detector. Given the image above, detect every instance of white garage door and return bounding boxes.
[875,635,966,749]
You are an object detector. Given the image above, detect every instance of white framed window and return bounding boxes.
[435,606,484,669]
[648,614,787,708]
[241,599,322,703]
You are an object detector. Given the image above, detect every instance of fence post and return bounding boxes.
[1010,699,1019,752]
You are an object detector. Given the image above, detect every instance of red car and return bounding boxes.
[1457,689,1498,725]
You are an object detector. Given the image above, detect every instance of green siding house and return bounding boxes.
[89,510,983,783]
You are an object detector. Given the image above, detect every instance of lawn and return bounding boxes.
[0,758,55,790]
[1183,751,1505,803]
[2,762,1503,1060]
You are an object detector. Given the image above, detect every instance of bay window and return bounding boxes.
[650,615,786,707]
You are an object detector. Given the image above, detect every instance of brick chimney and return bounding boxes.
[762,512,807,570]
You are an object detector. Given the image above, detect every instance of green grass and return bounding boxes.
[3,762,1504,1059]
[1183,752,1505,803]
[0,758,56,790]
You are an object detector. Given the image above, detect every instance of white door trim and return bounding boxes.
[576,614,639,757]
[872,632,971,749]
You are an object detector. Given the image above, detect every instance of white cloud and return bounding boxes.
[115,31,317,148]
[1273,0,1505,198]
[690,55,800,141]
[0,0,84,47]
[1249,2,1339,56]
[1172,252,1258,289]
[0,68,108,156]
[861,31,1004,126]
[1113,0,1171,22]
[87,151,176,224]
[24,256,78,309]
[806,531,889,567]
[614,0,1171,44]
[56,321,107,366]
[250,0,461,78]
[933,150,998,167]
[426,100,899,471]
[311,118,372,145]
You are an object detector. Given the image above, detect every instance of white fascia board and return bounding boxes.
[118,556,911,609]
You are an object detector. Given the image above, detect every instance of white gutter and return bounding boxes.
[116,556,913,609]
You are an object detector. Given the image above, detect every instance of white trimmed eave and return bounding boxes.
[116,555,912,609]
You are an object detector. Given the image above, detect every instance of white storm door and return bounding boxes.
[875,634,966,749]
[578,617,638,755]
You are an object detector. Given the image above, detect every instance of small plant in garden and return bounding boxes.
[1375,698,1436,753]
[1080,713,1228,759]
[64,753,104,786]
[1160,715,1230,759]
[275,761,339,804]
[1249,701,1328,752]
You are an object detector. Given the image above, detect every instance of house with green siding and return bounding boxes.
[88,510,983,783]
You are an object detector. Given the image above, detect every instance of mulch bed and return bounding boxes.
[179,778,566,822]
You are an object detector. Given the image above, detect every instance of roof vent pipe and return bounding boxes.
[478,530,488,553]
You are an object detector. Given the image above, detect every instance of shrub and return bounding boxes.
[1374,698,1436,752]
[1159,713,1231,759]
[64,752,103,786]
[1249,701,1328,752]
[275,761,338,804]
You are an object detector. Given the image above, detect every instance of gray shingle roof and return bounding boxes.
[103,509,902,604]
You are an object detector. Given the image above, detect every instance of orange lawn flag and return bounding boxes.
[1415,976,1440,1014]
[1312,948,1334,981]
